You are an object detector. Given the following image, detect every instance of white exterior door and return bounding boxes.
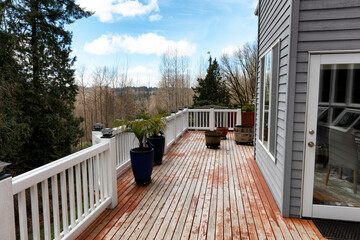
[302,52,360,221]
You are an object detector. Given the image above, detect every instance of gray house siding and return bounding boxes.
[288,0,360,217]
[255,0,292,213]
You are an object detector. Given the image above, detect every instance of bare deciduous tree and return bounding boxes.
[157,48,193,113]
[221,42,257,105]
[74,63,138,142]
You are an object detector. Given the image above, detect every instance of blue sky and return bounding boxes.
[69,0,258,87]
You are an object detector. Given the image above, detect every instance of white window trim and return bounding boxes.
[262,50,272,149]
[257,139,276,162]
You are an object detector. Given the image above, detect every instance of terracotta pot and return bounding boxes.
[205,130,221,149]
[216,127,229,139]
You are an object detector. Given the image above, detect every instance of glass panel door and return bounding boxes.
[303,54,360,221]
[314,64,360,208]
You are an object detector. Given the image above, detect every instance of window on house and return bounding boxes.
[260,43,279,156]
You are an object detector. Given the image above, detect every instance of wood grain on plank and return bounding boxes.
[76,132,327,240]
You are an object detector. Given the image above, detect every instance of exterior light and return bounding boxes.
[93,123,104,131]
[101,128,114,138]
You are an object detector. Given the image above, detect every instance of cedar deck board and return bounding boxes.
[76,132,326,240]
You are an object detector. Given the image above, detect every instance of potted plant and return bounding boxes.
[205,130,221,149]
[112,118,154,186]
[147,114,167,165]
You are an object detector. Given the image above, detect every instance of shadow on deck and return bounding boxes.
[77,131,326,240]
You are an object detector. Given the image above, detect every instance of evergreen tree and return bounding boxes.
[192,57,230,106]
[0,26,31,175]
[1,0,91,174]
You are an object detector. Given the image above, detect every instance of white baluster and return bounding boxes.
[75,164,83,221]
[60,171,69,234]
[94,154,100,206]
[30,185,40,239]
[41,180,51,240]
[88,158,94,211]
[18,190,28,240]
[51,175,60,239]
[82,161,89,216]
[68,167,76,228]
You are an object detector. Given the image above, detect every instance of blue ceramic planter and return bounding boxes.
[147,136,165,165]
[130,147,154,185]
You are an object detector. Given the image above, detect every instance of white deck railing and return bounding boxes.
[188,107,241,131]
[0,106,241,240]
[9,139,117,240]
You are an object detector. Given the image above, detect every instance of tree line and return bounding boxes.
[73,41,257,145]
[74,65,151,143]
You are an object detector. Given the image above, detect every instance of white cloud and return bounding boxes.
[84,33,197,56]
[127,65,156,76]
[76,0,159,22]
[123,65,158,86]
[220,45,239,56]
[149,14,162,22]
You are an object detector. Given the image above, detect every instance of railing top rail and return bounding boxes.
[165,111,185,121]
[187,109,238,112]
[214,109,238,113]
[187,109,211,112]
[12,141,109,195]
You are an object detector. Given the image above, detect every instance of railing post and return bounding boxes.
[92,123,104,145]
[209,106,215,131]
[101,128,118,209]
[0,162,16,240]
[172,110,177,144]
[184,106,189,130]
[179,107,183,136]
[236,105,242,126]
[164,116,170,154]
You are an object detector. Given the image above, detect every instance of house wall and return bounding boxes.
[288,0,360,217]
[255,0,292,213]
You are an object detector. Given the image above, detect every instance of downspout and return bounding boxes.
[282,0,300,217]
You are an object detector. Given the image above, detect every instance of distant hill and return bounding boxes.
[114,86,157,94]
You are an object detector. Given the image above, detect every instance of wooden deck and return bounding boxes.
[77,131,326,240]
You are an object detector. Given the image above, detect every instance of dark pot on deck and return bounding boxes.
[147,136,165,165]
[205,130,221,149]
[130,147,154,185]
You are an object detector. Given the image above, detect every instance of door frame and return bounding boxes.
[302,52,360,221]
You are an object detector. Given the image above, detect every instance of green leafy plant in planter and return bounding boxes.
[112,118,154,185]
[148,114,167,165]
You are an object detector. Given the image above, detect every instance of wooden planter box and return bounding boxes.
[241,112,255,127]
[235,125,254,144]
[205,130,221,149]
